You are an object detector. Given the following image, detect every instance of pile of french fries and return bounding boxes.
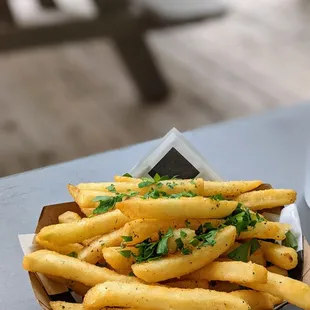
[22,175,310,310]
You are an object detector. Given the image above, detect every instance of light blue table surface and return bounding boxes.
[1,103,310,309]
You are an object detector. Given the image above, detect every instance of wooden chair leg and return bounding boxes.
[113,33,170,103]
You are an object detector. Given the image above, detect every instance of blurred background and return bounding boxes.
[1,0,310,177]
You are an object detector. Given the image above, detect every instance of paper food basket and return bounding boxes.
[19,128,310,310]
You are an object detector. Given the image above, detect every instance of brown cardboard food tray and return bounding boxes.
[23,200,310,310]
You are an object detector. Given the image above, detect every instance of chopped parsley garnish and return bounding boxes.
[119,250,132,258]
[166,181,178,189]
[92,191,138,214]
[209,194,225,201]
[138,173,175,188]
[123,173,132,177]
[180,230,187,238]
[175,237,192,255]
[128,271,135,276]
[228,239,260,262]
[157,228,174,255]
[169,191,197,199]
[191,223,218,248]
[223,203,265,235]
[106,184,116,193]
[282,231,298,250]
[122,236,133,242]
[190,179,196,185]
[67,252,78,258]
[142,189,168,200]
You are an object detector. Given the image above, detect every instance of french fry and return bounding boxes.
[68,185,114,209]
[132,226,236,282]
[114,175,141,183]
[78,228,125,264]
[81,235,101,247]
[83,281,250,310]
[235,189,297,211]
[164,279,209,289]
[259,240,298,270]
[77,178,204,196]
[102,247,138,275]
[267,265,288,277]
[248,247,266,266]
[203,180,262,197]
[230,290,282,310]
[50,302,84,310]
[80,208,94,217]
[35,236,83,255]
[23,250,139,287]
[237,271,310,309]
[209,281,240,292]
[184,261,267,285]
[237,222,291,240]
[37,210,129,245]
[58,211,82,223]
[47,275,90,296]
[118,197,238,219]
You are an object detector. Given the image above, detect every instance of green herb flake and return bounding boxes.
[181,247,192,255]
[209,194,225,201]
[190,179,196,185]
[228,239,260,262]
[157,228,174,255]
[282,231,298,250]
[119,250,132,258]
[175,238,184,250]
[180,230,187,239]
[123,173,132,177]
[122,236,133,242]
[128,271,135,277]
[67,252,78,258]
[106,184,116,193]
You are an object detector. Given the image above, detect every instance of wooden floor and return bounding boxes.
[1,0,310,177]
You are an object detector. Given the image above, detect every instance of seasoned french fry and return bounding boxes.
[37,210,129,245]
[35,236,83,255]
[78,228,125,264]
[80,208,94,217]
[230,290,282,310]
[210,281,240,292]
[184,261,267,285]
[114,176,140,183]
[237,271,310,309]
[203,180,262,197]
[77,178,204,196]
[47,275,90,296]
[259,240,298,270]
[237,222,291,240]
[83,281,250,310]
[23,250,139,287]
[164,279,209,289]
[58,211,82,223]
[235,189,297,211]
[102,247,138,275]
[50,302,84,310]
[81,235,101,247]
[267,265,288,277]
[132,226,236,282]
[68,185,114,209]
[118,197,238,219]
[248,247,266,266]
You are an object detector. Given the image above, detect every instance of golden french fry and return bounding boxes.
[249,247,266,266]
[259,240,298,270]
[237,271,310,309]
[237,222,291,240]
[114,176,140,183]
[68,185,114,209]
[102,247,138,275]
[81,235,101,247]
[230,290,282,310]
[58,211,82,223]
[164,279,209,289]
[35,236,83,255]
[209,281,240,293]
[77,179,204,196]
[78,228,125,264]
[23,250,139,287]
[203,180,262,197]
[118,197,238,219]
[83,281,250,310]
[267,265,288,277]
[37,210,129,245]
[184,261,267,285]
[132,226,236,282]
[80,208,94,217]
[50,302,84,310]
[235,189,297,211]
[47,275,90,296]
